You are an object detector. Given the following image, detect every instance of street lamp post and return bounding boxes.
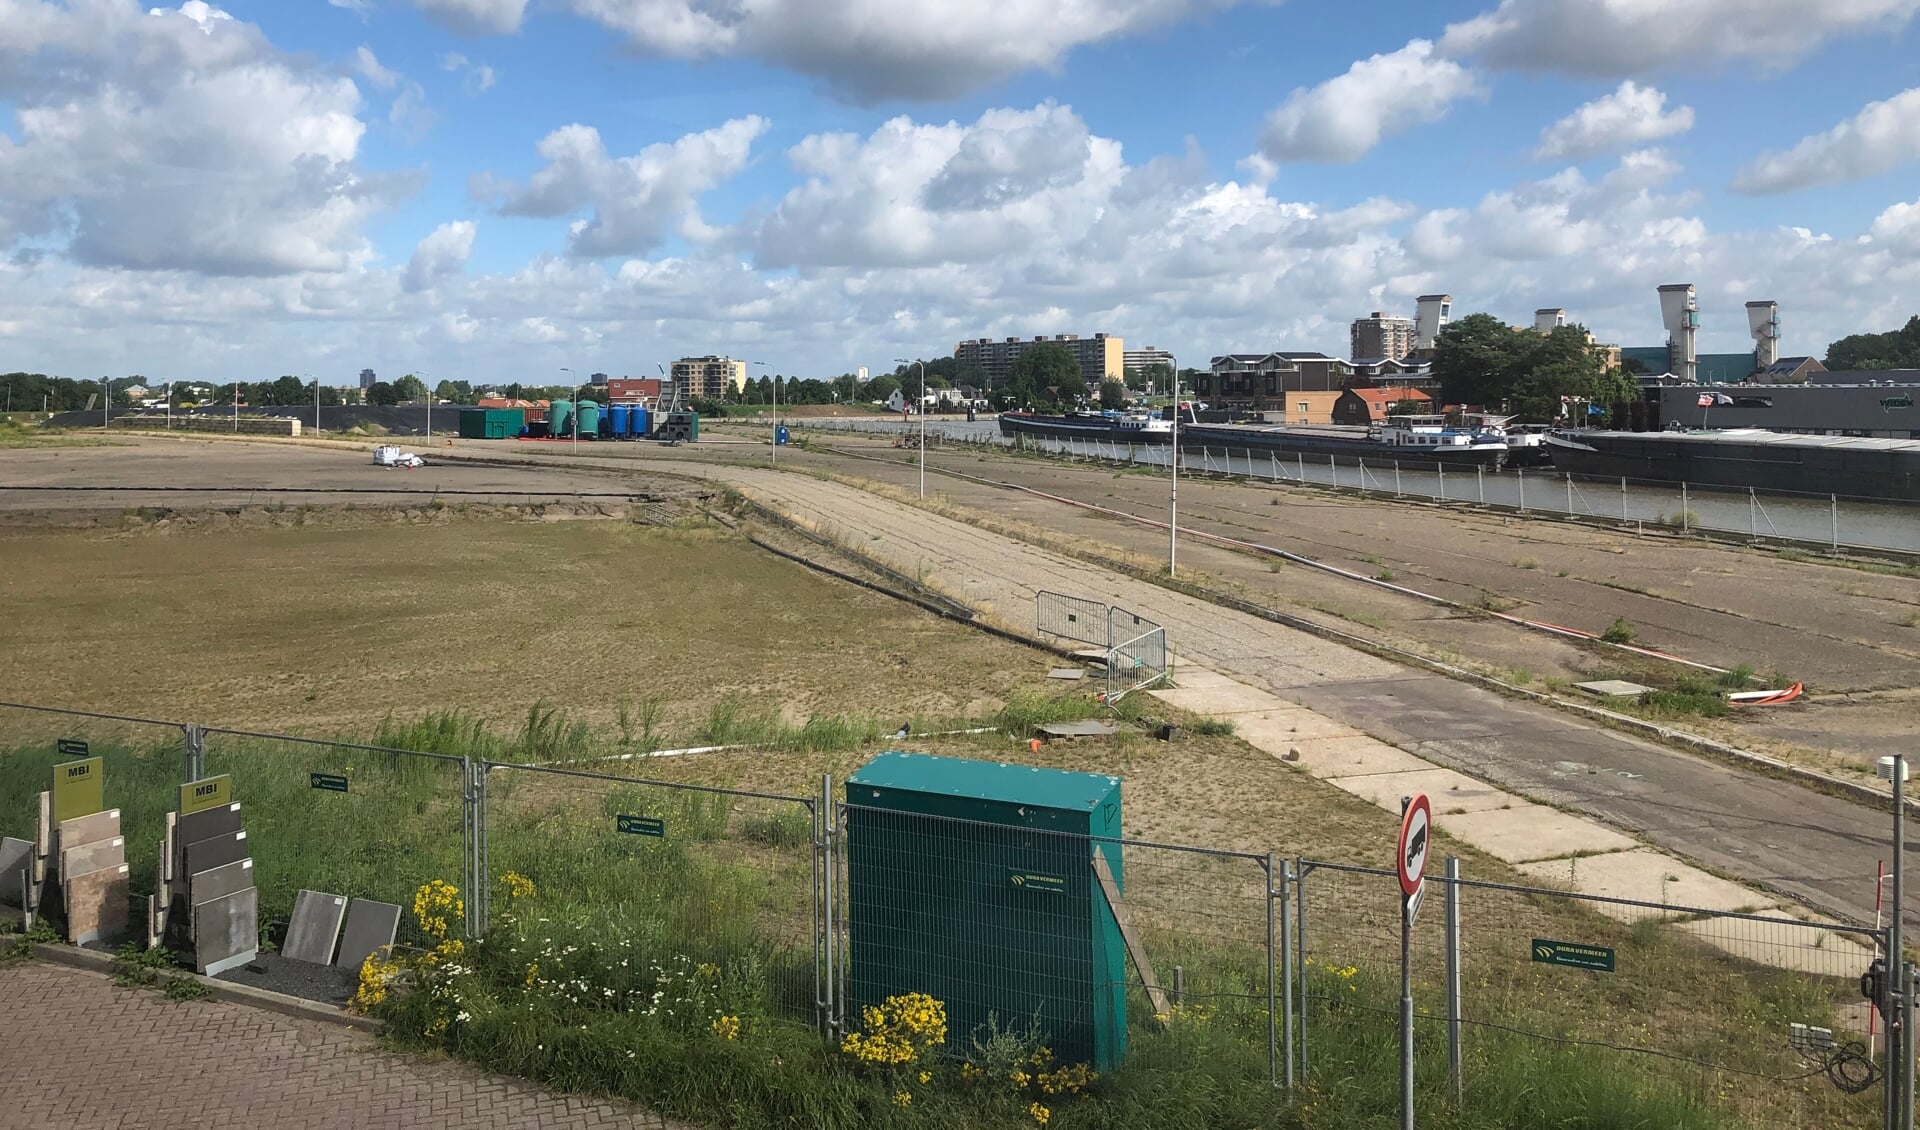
[307,373,319,435]
[560,367,579,450]
[418,371,431,443]
[101,376,109,430]
[753,361,774,465]
[896,358,926,497]
[1169,356,1180,577]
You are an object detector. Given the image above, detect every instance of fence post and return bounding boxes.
[1437,463,1445,501]
[1296,857,1310,1079]
[1328,454,1336,487]
[1682,482,1690,533]
[1906,960,1917,1130]
[1832,494,1840,553]
[1621,477,1629,523]
[1298,452,1305,484]
[1750,487,1758,539]
[1445,856,1463,1104]
[1566,473,1574,515]
[1272,452,1279,483]
[1517,467,1525,512]
[1476,465,1484,505]
[1395,462,1402,497]
[1268,852,1283,1088]
[1276,854,1292,1089]
[820,772,837,1034]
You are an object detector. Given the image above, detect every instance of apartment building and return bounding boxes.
[1350,312,1416,362]
[670,356,748,400]
[955,333,1124,389]
[1122,345,1174,373]
[1195,352,1354,411]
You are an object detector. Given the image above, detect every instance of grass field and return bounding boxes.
[0,503,1882,1128]
[0,512,1046,735]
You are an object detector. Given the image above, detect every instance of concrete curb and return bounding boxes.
[32,943,380,1032]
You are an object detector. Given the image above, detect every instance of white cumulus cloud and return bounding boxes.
[1534,81,1693,160]
[1258,40,1482,164]
[472,117,767,257]
[412,0,527,35]
[1441,0,1920,75]
[1732,87,1920,194]
[354,45,399,91]
[0,1,407,276]
[565,0,1244,102]
[405,220,476,291]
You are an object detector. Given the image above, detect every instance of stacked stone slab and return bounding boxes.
[161,780,258,976]
[21,756,131,946]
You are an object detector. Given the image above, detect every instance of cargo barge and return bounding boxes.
[1543,429,1920,502]
[1001,411,1509,469]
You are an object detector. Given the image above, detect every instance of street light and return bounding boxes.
[752,361,774,465]
[560,367,579,450]
[1169,355,1180,577]
[306,372,319,435]
[417,370,431,443]
[100,376,109,430]
[896,358,926,497]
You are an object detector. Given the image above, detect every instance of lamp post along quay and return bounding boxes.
[897,358,926,497]
[560,367,580,449]
[1168,356,1179,577]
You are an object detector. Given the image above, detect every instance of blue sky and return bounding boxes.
[3,0,1920,385]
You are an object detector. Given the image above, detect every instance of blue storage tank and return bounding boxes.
[610,404,630,437]
[631,406,651,437]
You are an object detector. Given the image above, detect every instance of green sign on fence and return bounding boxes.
[616,814,664,837]
[57,738,89,757]
[309,772,350,793]
[1532,938,1615,972]
[1008,870,1066,893]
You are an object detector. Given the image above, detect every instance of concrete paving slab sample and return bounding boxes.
[183,831,248,877]
[1282,735,1433,779]
[1575,679,1654,698]
[176,802,242,848]
[64,863,129,946]
[1046,668,1085,681]
[1225,707,1363,747]
[1326,767,1519,815]
[1516,848,1779,920]
[192,886,259,976]
[55,809,120,852]
[1438,805,1639,864]
[334,900,402,969]
[188,858,254,904]
[59,836,124,880]
[0,837,32,907]
[281,890,347,965]
[1038,720,1119,739]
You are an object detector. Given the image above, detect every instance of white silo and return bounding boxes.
[1533,308,1567,334]
[1413,294,1452,351]
[1746,301,1780,369]
[1657,284,1698,383]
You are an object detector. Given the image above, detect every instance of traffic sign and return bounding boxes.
[1397,793,1432,898]
[1405,881,1425,927]
[57,738,89,758]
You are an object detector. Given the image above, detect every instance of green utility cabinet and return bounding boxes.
[845,752,1126,1071]
[457,407,524,439]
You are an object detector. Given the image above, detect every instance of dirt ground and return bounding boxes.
[0,505,1047,737]
[693,426,1920,776]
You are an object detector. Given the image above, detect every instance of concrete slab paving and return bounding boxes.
[1150,684,1292,716]
[1515,849,1778,920]
[1674,917,1876,979]
[1285,735,1434,779]
[1326,767,1519,815]
[1224,706,1364,744]
[1438,804,1639,864]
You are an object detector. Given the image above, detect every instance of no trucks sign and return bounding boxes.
[1397,793,1432,924]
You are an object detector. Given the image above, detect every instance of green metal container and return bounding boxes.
[549,398,572,437]
[457,408,525,439]
[844,752,1126,1071]
[575,399,600,438]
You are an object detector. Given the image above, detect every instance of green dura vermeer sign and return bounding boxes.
[616,814,664,837]
[1007,870,1066,893]
[57,738,89,757]
[309,772,349,793]
[1532,938,1615,972]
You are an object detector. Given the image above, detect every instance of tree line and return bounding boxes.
[1825,315,1920,371]
[1429,314,1637,423]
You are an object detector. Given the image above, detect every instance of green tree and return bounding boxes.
[1125,361,1173,392]
[1431,313,1532,407]
[433,379,475,405]
[393,374,428,402]
[1004,343,1082,410]
[1825,315,1920,370]
[1098,379,1127,409]
[861,374,900,403]
[366,381,401,406]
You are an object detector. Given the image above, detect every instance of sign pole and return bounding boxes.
[1396,793,1432,1130]
[1401,888,1414,1130]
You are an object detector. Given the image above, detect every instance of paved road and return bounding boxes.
[606,454,1901,930]
[0,962,684,1130]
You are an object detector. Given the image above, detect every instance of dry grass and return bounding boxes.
[0,509,1047,736]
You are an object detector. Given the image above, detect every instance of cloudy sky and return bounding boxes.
[4,0,1920,385]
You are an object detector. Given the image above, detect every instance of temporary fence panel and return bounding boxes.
[1106,628,1169,704]
[481,762,822,1023]
[1108,607,1162,649]
[198,728,469,949]
[1448,872,1886,1127]
[1036,591,1111,648]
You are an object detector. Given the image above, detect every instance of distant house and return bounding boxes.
[1349,357,1430,380]
[1331,386,1432,425]
[1752,356,1826,384]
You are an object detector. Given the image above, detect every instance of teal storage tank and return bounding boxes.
[549,398,573,438]
[576,400,600,439]
[844,752,1126,1071]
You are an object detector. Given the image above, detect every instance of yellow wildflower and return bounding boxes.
[918,1070,931,1084]
[711,1015,741,1040]
[1030,1102,1051,1125]
[893,1091,912,1107]
[499,871,536,900]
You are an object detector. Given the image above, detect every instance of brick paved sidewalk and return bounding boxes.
[0,961,691,1130]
